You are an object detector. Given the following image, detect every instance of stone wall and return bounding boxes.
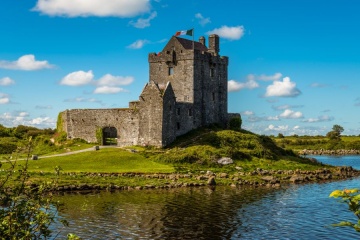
[60,108,139,146]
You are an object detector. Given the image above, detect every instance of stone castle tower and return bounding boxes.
[58,35,236,147]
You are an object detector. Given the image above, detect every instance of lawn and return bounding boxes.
[24,148,174,173]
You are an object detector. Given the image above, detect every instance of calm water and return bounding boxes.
[53,155,360,239]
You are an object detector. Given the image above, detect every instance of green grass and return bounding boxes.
[24,148,174,173]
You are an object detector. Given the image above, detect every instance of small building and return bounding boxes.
[58,34,239,147]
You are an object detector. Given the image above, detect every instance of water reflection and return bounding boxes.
[55,187,277,239]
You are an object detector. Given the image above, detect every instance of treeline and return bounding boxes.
[273,135,360,151]
[0,124,55,154]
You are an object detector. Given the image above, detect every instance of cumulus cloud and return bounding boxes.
[0,77,15,86]
[228,75,259,92]
[0,55,54,71]
[258,72,282,81]
[97,74,134,86]
[195,13,211,26]
[302,115,334,123]
[207,25,245,40]
[93,86,127,94]
[0,93,10,105]
[242,111,254,116]
[60,70,94,86]
[279,109,303,119]
[59,70,134,94]
[266,124,289,132]
[127,39,150,49]
[264,77,301,97]
[129,11,157,28]
[33,0,150,18]
[0,112,55,128]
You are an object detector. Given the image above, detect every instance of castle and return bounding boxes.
[58,34,239,147]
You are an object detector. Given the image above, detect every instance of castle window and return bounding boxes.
[177,122,181,130]
[210,68,214,77]
[188,108,193,116]
[169,105,172,111]
[177,108,181,115]
[212,92,216,101]
[168,67,174,75]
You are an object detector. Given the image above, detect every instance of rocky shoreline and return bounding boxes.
[44,166,360,192]
[299,149,360,155]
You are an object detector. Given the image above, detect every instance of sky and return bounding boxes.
[1,0,360,136]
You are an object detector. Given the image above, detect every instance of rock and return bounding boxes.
[206,170,214,176]
[207,176,216,186]
[217,157,233,165]
[290,175,304,183]
[261,176,275,182]
[235,166,243,171]
[219,173,228,178]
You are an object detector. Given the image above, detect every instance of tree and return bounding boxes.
[326,124,344,141]
[329,189,360,231]
[277,133,284,138]
[0,138,78,239]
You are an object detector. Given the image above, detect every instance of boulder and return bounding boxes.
[217,157,233,165]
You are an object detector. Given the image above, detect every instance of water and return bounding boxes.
[53,155,360,239]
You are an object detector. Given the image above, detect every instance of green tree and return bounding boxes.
[330,189,360,231]
[326,124,344,141]
[0,138,78,239]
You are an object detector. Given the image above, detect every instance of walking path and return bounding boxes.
[2,145,118,162]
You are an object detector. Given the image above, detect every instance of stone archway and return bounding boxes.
[102,127,118,145]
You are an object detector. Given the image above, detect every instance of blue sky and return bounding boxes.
[1,0,360,136]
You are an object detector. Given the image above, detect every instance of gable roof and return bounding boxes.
[175,37,208,52]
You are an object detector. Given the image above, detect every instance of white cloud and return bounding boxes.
[94,86,127,94]
[258,73,282,81]
[127,39,150,49]
[0,93,10,104]
[207,25,245,40]
[195,13,211,26]
[302,115,334,123]
[0,97,10,104]
[33,0,150,18]
[279,109,303,119]
[266,124,289,132]
[228,76,259,92]
[60,70,94,86]
[0,77,15,86]
[129,11,157,28]
[0,55,54,71]
[242,111,254,116]
[97,74,134,86]
[0,112,55,128]
[264,77,301,97]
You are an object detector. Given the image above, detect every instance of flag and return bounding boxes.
[175,29,193,37]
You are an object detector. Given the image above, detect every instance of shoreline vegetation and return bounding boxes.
[2,125,360,192]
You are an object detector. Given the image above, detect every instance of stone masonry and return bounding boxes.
[58,35,239,147]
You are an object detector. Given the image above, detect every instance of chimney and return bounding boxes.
[208,34,220,54]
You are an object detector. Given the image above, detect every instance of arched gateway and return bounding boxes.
[102,127,117,145]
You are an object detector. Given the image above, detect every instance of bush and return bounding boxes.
[229,116,242,131]
[0,142,17,154]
